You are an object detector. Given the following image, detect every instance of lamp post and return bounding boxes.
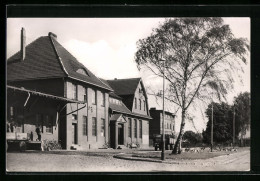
[160,58,166,160]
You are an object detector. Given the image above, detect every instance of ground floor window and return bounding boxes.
[92,117,97,136]
[134,119,137,138]
[83,116,87,136]
[128,118,132,137]
[139,120,142,138]
[101,118,105,137]
[46,115,53,134]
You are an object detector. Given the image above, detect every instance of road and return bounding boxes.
[6,149,250,172]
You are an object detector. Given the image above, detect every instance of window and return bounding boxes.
[10,106,14,117]
[128,118,132,137]
[36,114,43,133]
[91,89,96,105]
[139,99,142,110]
[83,116,87,136]
[72,83,77,100]
[92,117,97,136]
[83,88,87,102]
[134,119,137,138]
[134,98,137,109]
[101,118,105,136]
[72,114,77,120]
[139,120,142,138]
[101,92,105,107]
[143,100,146,111]
[76,68,88,76]
[46,115,53,134]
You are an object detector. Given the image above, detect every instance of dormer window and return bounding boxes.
[76,68,88,76]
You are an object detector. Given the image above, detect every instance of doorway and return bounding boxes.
[118,124,124,145]
[72,123,77,144]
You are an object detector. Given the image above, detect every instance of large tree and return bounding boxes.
[202,102,233,144]
[135,18,249,154]
[233,92,250,145]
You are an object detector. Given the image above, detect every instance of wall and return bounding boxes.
[132,82,148,115]
[65,80,109,150]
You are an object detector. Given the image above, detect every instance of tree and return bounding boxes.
[202,102,233,144]
[183,130,202,146]
[135,18,249,154]
[233,92,250,145]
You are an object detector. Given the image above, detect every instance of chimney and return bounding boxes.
[48,32,57,40]
[20,27,26,61]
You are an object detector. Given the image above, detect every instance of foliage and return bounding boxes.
[42,140,62,151]
[135,17,249,154]
[233,92,250,139]
[202,92,250,145]
[183,130,203,146]
[202,102,233,144]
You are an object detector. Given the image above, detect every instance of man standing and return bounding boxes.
[36,127,41,141]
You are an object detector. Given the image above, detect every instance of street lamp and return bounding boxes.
[159,57,166,160]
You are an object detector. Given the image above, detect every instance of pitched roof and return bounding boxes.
[7,33,112,91]
[109,102,132,114]
[106,78,141,96]
[7,36,66,81]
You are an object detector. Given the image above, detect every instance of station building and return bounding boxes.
[7,29,151,150]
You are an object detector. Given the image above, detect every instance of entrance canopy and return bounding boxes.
[7,85,85,104]
[110,114,127,123]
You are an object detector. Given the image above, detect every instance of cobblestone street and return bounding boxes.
[6,149,250,172]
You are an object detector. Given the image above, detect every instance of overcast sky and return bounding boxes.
[6,18,250,132]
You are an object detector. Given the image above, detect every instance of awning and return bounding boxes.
[7,85,85,104]
[110,114,127,123]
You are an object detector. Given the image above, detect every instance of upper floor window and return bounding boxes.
[91,89,96,105]
[139,99,142,110]
[83,88,87,102]
[72,114,77,120]
[72,83,77,100]
[134,98,137,109]
[143,100,146,111]
[101,92,105,107]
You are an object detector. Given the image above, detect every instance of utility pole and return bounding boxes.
[233,105,235,147]
[161,58,165,161]
[211,102,213,152]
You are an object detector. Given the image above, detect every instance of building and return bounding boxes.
[7,29,113,150]
[149,107,176,145]
[101,78,152,149]
[7,28,151,150]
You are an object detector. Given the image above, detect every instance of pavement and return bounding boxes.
[6,147,250,172]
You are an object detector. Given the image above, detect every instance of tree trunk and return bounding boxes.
[172,109,186,154]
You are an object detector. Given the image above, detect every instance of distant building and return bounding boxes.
[149,107,175,141]
[7,29,151,150]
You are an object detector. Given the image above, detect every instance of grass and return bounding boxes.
[131,147,249,160]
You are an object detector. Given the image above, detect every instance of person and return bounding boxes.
[36,127,41,141]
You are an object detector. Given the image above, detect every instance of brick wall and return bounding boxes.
[65,80,109,150]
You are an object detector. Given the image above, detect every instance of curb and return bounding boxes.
[113,154,192,165]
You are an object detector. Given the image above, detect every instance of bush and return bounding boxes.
[42,140,62,151]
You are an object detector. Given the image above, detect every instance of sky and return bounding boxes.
[6,18,250,133]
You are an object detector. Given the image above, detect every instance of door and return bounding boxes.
[118,124,124,145]
[72,123,77,144]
